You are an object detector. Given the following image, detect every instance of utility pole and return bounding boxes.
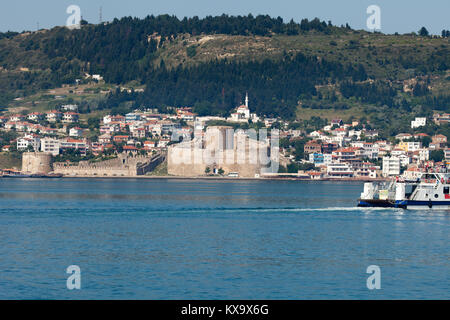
[99,6,102,24]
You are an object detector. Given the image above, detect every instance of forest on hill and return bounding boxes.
[0,14,449,133]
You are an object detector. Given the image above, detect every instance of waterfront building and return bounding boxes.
[326,163,354,178]
[17,134,40,151]
[382,156,401,177]
[60,138,88,156]
[355,162,378,178]
[40,138,61,156]
[309,153,324,165]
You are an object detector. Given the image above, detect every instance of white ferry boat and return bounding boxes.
[358,172,450,209]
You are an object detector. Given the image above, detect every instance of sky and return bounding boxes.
[0,0,449,35]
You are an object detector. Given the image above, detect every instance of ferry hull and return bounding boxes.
[395,200,450,209]
[357,199,397,208]
[358,199,450,209]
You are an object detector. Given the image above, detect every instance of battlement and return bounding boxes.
[53,153,164,177]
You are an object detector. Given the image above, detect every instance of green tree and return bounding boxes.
[421,136,432,148]
[430,150,444,162]
[419,27,429,37]
[186,46,197,58]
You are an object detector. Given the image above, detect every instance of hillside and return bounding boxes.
[0,153,21,170]
[0,14,449,136]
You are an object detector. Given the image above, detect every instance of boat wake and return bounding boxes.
[153,206,392,214]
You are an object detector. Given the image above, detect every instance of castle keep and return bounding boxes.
[168,126,276,177]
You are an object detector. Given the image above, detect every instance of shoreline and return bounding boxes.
[3,174,389,182]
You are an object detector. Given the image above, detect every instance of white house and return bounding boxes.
[9,115,25,122]
[391,148,406,157]
[69,127,84,137]
[27,112,44,121]
[419,149,430,162]
[40,138,60,156]
[411,117,427,129]
[62,112,79,123]
[60,138,88,155]
[17,135,40,151]
[46,111,62,122]
[382,156,401,177]
[92,74,103,81]
[405,141,422,152]
[326,162,354,178]
[61,104,78,111]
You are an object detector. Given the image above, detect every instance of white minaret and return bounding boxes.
[245,92,249,108]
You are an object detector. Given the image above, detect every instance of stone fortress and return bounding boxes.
[168,126,278,178]
[21,152,164,177]
[21,125,277,178]
[53,153,164,177]
[22,152,53,174]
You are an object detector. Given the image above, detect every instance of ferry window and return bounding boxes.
[434,194,439,198]
[444,187,449,194]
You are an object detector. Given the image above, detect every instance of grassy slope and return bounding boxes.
[156,30,448,78]
[0,153,21,170]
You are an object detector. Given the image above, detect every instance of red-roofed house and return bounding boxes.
[46,111,62,122]
[113,135,129,143]
[123,145,138,154]
[62,112,79,123]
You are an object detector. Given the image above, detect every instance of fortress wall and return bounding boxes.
[53,165,134,176]
[52,154,159,177]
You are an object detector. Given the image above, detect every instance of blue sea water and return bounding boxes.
[0,178,448,300]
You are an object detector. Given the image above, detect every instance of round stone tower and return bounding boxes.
[22,152,53,174]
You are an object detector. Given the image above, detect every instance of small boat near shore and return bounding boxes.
[1,169,63,179]
[1,169,32,178]
[2,173,33,178]
[30,173,64,178]
[358,172,450,209]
